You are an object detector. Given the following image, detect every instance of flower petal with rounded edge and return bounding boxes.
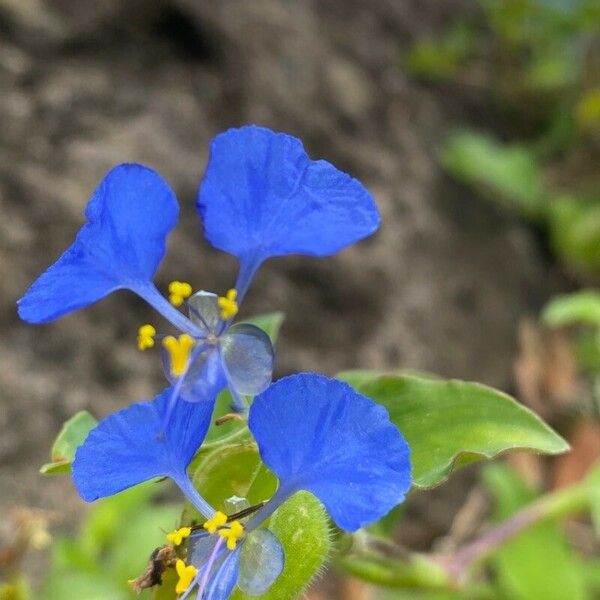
[72,387,212,502]
[220,323,274,396]
[18,164,178,323]
[248,373,412,532]
[197,126,379,266]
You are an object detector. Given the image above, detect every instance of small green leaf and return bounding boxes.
[441,131,543,219]
[354,375,569,488]
[240,312,285,344]
[548,195,600,272]
[542,290,600,328]
[40,411,97,475]
[232,492,330,600]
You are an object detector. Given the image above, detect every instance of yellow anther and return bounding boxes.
[166,526,191,546]
[162,334,195,377]
[218,289,239,320]
[137,324,156,351]
[168,281,193,307]
[218,520,245,551]
[202,511,228,535]
[175,559,198,595]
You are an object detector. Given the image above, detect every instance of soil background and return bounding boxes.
[0,0,562,588]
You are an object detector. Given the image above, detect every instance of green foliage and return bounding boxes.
[241,312,285,343]
[39,482,180,600]
[342,372,568,487]
[407,22,474,79]
[441,131,543,219]
[338,550,449,591]
[547,196,600,271]
[483,464,588,600]
[542,290,600,327]
[40,411,97,475]
[413,0,600,273]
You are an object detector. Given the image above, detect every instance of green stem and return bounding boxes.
[438,479,590,582]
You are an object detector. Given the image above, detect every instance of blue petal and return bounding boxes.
[72,387,212,502]
[197,126,380,267]
[203,548,240,600]
[220,323,274,396]
[248,374,412,532]
[238,529,284,595]
[18,164,178,323]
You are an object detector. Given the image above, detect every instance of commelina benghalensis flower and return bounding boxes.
[71,373,412,598]
[17,126,380,419]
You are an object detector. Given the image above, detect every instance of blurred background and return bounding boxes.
[1,0,599,598]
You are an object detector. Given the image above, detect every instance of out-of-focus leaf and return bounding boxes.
[483,464,587,600]
[80,482,160,558]
[354,375,569,487]
[231,492,330,600]
[441,131,543,219]
[576,88,600,129]
[338,551,449,591]
[542,290,600,327]
[39,572,129,600]
[585,462,600,535]
[407,22,474,79]
[241,312,285,344]
[40,411,97,475]
[548,196,600,272]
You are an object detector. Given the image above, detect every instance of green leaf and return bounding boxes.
[240,312,285,344]
[40,411,97,475]
[548,195,600,272]
[483,464,587,600]
[337,369,439,389]
[406,22,474,80]
[231,492,330,600]
[353,375,569,488]
[441,131,543,219]
[542,290,600,327]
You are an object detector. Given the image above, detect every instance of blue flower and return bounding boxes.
[18,127,380,415]
[72,373,411,598]
[198,126,381,298]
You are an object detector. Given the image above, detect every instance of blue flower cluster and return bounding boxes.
[19,126,412,598]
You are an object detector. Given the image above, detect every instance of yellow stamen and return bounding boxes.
[137,324,156,351]
[168,281,193,307]
[175,559,198,595]
[202,511,228,535]
[218,520,245,551]
[217,289,239,320]
[166,526,191,546]
[162,334,195,377]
